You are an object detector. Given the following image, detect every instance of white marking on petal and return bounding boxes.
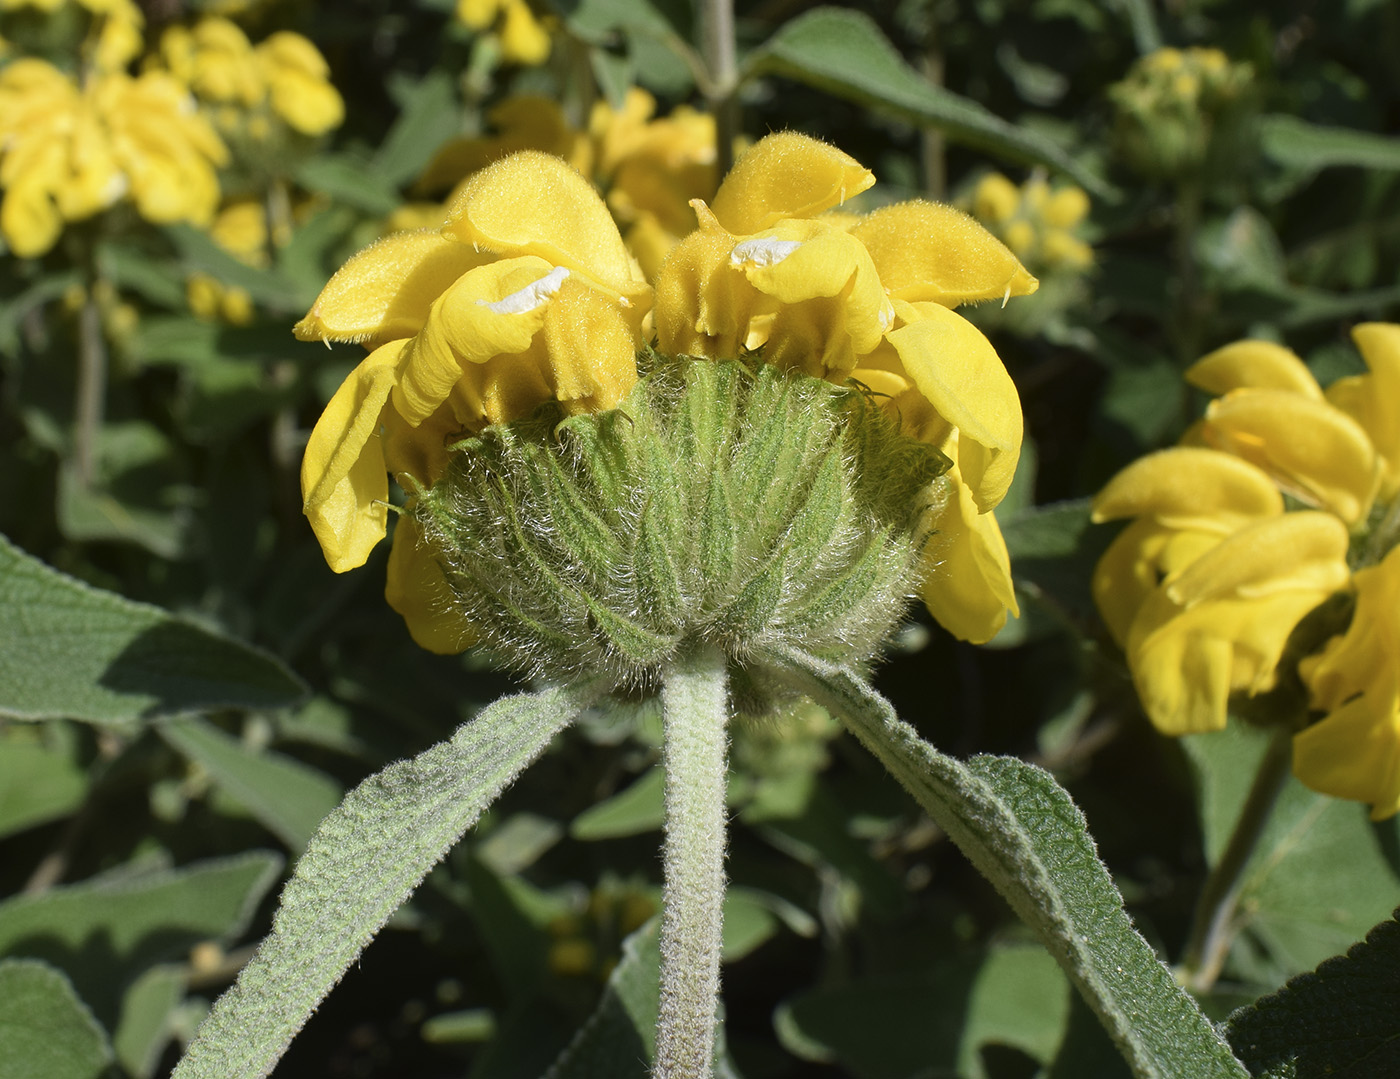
[878,299,894,331]
[479,265,569,314]
[731,238,802,268]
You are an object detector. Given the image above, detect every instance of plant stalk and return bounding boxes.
[700,0,739,178]
[1178,726,1293,992]
[73,286,107,490]
[654,642,730,1079]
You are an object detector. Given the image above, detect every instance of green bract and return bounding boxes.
[412,354,950,688]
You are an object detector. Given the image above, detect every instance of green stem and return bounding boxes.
[654,643,730,1079]
[73,286,107,491]
[1178,726,1293,993]
[700,0,739,178]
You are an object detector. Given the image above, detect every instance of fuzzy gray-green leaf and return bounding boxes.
[170,681,600,1079]
[761,649,1248,1079]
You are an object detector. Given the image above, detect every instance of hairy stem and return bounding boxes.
[1178,726,1293,992]
[654,643,729,1079]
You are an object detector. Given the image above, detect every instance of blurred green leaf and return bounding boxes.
[0,852,282,1032]
[777,943,1070,1078]
[1224,907,1400,1078]
[0,723,87,839]
[159,717,343,852]
[1260,116,1400,176]
[170,681,602,1079]
[373,69,462,187]
[0,958,113,1079]
[165,225,312,314]
[475,811,563,875]
[113,964,186,1079]
[997,499,1106,644]
[571,766,665,840]
[721,887,779,961]
[1183,725,1400,985]
[0,532,306,725]
[545,918,659,1078]
[764,651,1248,1079]
[744,7,1114,198]
[295,153,401,215]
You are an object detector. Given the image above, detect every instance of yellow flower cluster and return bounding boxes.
[404,89,717,281]
[455,0,551,66]
[154,17,344,141]
[970,172,1092,273]
[296,133,1037,651]
[1092,326,1400,818]
[0,58,228,256]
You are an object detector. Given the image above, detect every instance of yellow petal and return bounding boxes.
[499,0,551,65]
[850,201,1038,306]
[884,302,1022,510]
[1,176,61,257]
[385,516,475,654]
[1301,545,1400,713]
[301,341,408,572]
[653,213,766,360]
[1129,588,1335,735]
[1294,693,1400,821]
[540,275,639,412]
[392,256,560,426]
[1343,322,1400,495]
[1091,446,1283,529]
[1092,519,1222,646]
[919,466,1019,644]
[1163,511,1350,607]
[380,400,459,489]
[734,219,891,376]
[440,150,646,303]
[1203,389,1378,524]
[294,230,496,345]
[1186,339,1322,399]
[709,132,874,235]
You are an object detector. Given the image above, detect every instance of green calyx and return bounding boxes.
[412,354,949,689]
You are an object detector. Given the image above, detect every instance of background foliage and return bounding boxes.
[3,0,1400,1076]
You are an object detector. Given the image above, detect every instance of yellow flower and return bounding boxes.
[257,31,344,136]
[455,0,550,65]
[0,59,227,257]
[154,17,343,141]
[966,171,1094,274]
[1297,546,1400,819]
[296,152,650,651]
[590,88,718,280]
[1094,326,1400,810]
[655,132,1036,642]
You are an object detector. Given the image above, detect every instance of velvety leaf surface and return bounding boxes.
[0,533,306,726]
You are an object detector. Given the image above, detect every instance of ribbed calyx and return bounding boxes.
[413,355,949,689]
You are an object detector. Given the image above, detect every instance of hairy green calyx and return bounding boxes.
[412,354,949,688]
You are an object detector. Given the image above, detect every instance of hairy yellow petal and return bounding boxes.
[385,516,475,655]
[850,201,1037,306]
[301,341,408,571]
[709,132,874,235]
[884,303,1021,510]
[919,465,1019,644]
[1186,339,1321,398]
[1091,446,1283,529]
[294,230,496,344]
[392,256,559,426]
[441,150,645,303]
[1294,696,1400,821]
